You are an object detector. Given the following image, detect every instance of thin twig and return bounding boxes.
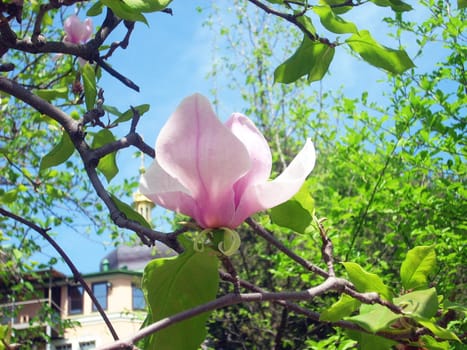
[246,218,329,278]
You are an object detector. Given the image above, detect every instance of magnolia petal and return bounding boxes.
[140,159,199,221]
[225,113,272,204]
[155,94,252,227]
[231,139,316,227]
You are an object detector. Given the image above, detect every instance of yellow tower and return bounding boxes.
[133,151,155,224]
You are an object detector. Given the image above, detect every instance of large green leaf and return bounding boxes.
[368,0,413,12]
[40,131,75,171]
[81,63,97,111]
[459,0,467,9]
[313,5,358,34]
[142,239,219,350]
[320,294,361,322]
[346,330,397,350]
[109,193,151,229]
[270,182,314,234]
[274,37,334,84]
[342,262,393,301]
[394,288,438,319]
[346,304,399,332]
[346,30,415,74]
[400,245,436,290]
[91,129,118,182]
[35,87,68,102]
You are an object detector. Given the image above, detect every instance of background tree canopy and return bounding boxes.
[0,0,465,349]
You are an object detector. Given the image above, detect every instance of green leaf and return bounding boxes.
[346,330,397,350]
[419,335,450,350]
[346,304,399,332]
[114,104,150,125]
[270,182,314,234]
[394,288,438,319]
[100,0,148,23]
[122,0,172,12]
[313,5,358,34]
[459,0,467,9]
[274,37,334,83]
[346,30,415,74]
[400,245,436,290]
[322,0,353,14]
[342,262,393,301]
[296,15,316,36]
[103,105,122,117]
[86,1,104,16]
[320,294,361,322]
[109,193,151,229]
[416,317,461,341]
[142,239,219,350]
[81,63,97,111]
[91,129,118,182]
[40,132,75,171]
[368,0,413,12]
[35,87,68,101]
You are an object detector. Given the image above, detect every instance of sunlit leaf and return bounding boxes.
[270,182,314,234]
[109,193,151,229]
[419,335,450,350]
[369,0,413,12]
[320,294,361,322]
[416,317,461,341]
[40,132,75,171]
[400,245,436,290]
[346,30,415,74]
[313,5,358,34]
[274,37,334,83]
[91,129,118,182]
[342,262,393,300]
[346,304,399,332]
[86,1,104,16]
[459,0,467,9]
[346,330,397,350]
[35,87,68,101]
[142,238,219,350]
[81,63,97,111]
[394,288,438,319]
[114,104,150,125]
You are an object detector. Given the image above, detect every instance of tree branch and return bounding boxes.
[0,206,120,341]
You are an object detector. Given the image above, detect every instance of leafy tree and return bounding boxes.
[0,1,464,349]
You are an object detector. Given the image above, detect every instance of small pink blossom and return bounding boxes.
[140,94,316,229]
[63,15,93,44]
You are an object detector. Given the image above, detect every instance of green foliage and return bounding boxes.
[141,238,219,350]
[400,245,437,290]
[342,262,393,301]
[313,5,358,34]
[91,129,119,182]
[274,37,335,83]
[39,131,75,172]
[81,62,97,111]
[270,181,315,234]
[109,193,151,229]
[99,0,172,23]
[346,30,415,74]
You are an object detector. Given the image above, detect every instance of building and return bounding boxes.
[0,189,174,349]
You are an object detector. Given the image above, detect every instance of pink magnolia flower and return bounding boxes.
[63,15,93,44]
[140,94,316,229]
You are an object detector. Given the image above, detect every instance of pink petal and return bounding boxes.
[231,139,316,227]
[155,94,252,227]
[225,113,272,206]
[140,159,199,221]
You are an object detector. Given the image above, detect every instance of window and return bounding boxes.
[92,282,108,311]
[68,285,83,315]
[55,344,72,350]
[79,340,96,350]
[132,284,145,310]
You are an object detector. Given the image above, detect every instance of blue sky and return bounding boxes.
[35,1,447,274]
